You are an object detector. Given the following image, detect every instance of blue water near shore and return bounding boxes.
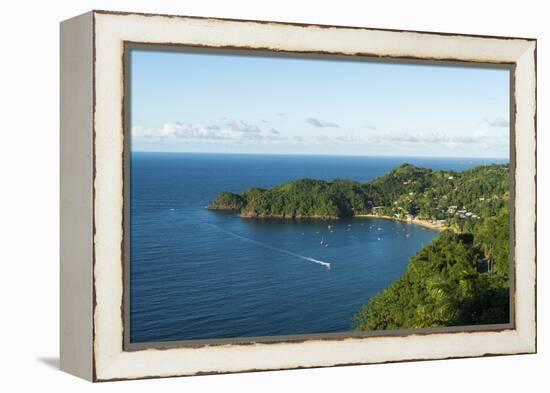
[130,153,507,343]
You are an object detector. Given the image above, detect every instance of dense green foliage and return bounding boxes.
[364,163,509,223]
[471,206,510,275]
[351,164,511,330]
[353,206,510,330]
[210,163,509,223]
[208,191,245,210]
[209,163,511,329]
[211,179,371,218]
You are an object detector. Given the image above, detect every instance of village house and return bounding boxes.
[447,205,457,214]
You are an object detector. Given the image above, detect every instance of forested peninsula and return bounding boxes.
[209,163,511,329]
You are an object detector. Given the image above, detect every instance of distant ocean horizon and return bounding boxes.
[130,152,508,343]
[132,150,510,160]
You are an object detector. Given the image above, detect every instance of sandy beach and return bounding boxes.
[354,214,448,231]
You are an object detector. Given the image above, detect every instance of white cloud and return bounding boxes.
[369,130,508,147]
[133,120,286,144]
[305,117,339,128]
[485,116,510,127]
[226,120,261,134]
[132,125,174,140]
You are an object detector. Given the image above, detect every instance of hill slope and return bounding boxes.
[209,163,509,225]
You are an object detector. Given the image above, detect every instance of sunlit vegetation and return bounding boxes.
[353,208,510,330]
[209,163,508,222]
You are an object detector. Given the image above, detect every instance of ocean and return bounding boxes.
[130,153,507,343]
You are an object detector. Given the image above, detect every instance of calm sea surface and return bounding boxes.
[130,153,507,343]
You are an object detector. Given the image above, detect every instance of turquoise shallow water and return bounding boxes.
[130,153,506,343]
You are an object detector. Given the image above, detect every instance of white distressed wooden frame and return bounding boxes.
[60,10,536,382]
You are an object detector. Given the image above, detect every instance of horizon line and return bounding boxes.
[131,150,510,161]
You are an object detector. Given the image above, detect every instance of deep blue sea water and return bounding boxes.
[130,153,507,343]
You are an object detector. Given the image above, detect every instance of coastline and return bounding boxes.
[207,206,341,220]
[208,206,447,232]
[354,214,448,232]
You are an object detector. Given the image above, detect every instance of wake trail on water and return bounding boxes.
[205,223,331,270]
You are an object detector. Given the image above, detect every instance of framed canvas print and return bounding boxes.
[60,10,537,382]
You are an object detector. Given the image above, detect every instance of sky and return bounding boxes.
[130,49,510,159]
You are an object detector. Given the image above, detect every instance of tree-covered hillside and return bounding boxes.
[364,163,509,224]
[209,163,509,225]
[210,178,371,218]
[353,206,510,330]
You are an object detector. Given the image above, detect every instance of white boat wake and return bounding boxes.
[205,223,331,270]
